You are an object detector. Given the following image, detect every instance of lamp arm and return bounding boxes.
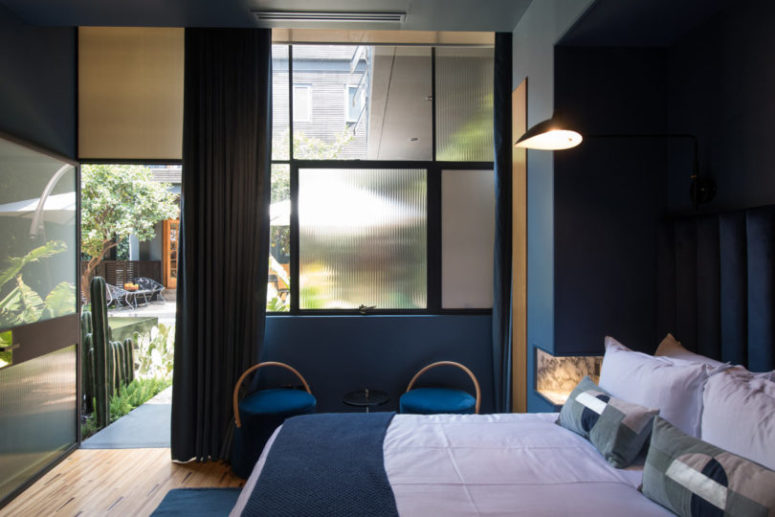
[585,133,713,209]
[585,133,699,175]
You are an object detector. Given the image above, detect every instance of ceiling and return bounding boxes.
[0,0,532,32]
[560,0,729,47]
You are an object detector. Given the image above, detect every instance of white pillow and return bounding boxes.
[701,370,775,470]
[656,332,774,381]
[599,336,710,437]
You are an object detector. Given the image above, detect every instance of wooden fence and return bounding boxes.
[80,260,162,286]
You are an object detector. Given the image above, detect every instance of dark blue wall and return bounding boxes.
[667,0,775,213]
[553,47,668,355]
[260,315,494,413]
[0,5,76,158]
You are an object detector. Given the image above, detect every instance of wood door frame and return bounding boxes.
[512,79,528,413]
[162,219,179,289]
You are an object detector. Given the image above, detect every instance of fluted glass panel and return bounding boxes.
[441,169,495,308]
[299,168,427,309]
[0,346,76,501]
[268,164,291,312]
[272,45,290,160]
[435,47,494,162]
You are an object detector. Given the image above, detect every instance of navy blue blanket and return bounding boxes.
[241,412,398,517]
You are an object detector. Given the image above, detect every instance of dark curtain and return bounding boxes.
[172,28,273,461]
[492,33,513,413]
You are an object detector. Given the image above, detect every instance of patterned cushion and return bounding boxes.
[642,416,775,517]
[557,376,658,468]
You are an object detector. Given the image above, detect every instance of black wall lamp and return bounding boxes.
[515,113,716,209]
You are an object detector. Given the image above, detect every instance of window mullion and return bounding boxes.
[289,162,300,314]
[427,164,441,312]
[431,47,437,162]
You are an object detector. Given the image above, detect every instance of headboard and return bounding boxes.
[658,205,775,372]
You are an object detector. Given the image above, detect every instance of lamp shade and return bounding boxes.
[515,113,582,150]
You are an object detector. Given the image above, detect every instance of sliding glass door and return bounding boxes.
[0,134,79,505]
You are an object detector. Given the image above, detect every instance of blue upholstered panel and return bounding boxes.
[399,388,476,415]
[746,206,775,371]
[660,205,775,371]
[718,213,748,365]
[696,216,721,360]
[674,220,698,350]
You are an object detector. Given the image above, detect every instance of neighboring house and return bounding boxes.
[282,45,370,159]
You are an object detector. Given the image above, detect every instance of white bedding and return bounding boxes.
[232,413,670,516]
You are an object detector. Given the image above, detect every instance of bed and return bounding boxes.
[231,412,670,516]
[228,328,775,517]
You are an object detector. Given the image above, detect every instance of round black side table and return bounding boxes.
[342,388,389,413]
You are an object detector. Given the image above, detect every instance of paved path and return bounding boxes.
[82,386,171,449]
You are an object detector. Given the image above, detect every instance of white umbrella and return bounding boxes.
[0,192,76,221]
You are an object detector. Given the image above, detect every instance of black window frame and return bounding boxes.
[270,44,494,316]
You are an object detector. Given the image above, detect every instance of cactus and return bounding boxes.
[124,338,135,383]
[89,277,110,428]
[82,278,139,429]
[80,311,92,336]
[83,334,94,413]
[115,341,125,390]
[110,341,120,395]
[80,310,94,413]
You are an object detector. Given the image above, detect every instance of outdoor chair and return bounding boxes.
[105,282,132,309]
[133,276,166,302]
[231,361,317,478]
[399,361,481,415]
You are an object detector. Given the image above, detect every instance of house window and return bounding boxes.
[268,43,495,314]
[292,84,312,123]
[298,168,427,310]
[345,84,365,124]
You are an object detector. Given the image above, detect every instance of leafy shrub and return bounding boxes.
[134,323,175,380]
[82,376,171,439]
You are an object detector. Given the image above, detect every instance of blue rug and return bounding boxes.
[151,488,241,516]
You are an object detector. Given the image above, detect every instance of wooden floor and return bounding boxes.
[1,448,244,516]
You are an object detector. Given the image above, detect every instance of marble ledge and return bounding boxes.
[535,348,603,406]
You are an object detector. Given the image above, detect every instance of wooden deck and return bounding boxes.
[1,448,243,516]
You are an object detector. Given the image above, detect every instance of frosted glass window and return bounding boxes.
[79,27,184,159]
[0,346,76,501]
[442,169,495,308]
[291,45,432,160]
[299,168,427,309]
[435,47,494,162]
[268,164,290,312]
[272,45,290,160]
[0,137,77,332]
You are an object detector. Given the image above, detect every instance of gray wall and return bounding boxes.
[0,5,76,158]
[512,0,595,412]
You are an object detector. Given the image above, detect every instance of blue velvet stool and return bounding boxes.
[230,362,316,478]
[399,361,481,415]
